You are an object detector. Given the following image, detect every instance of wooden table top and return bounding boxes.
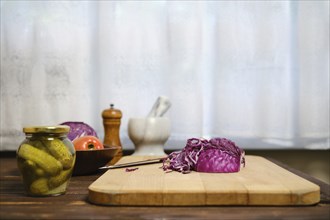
[1,153,329,220]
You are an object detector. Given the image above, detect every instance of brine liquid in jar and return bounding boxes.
[17,126,76,196]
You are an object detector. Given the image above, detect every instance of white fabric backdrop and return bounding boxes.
[1,1,329,151]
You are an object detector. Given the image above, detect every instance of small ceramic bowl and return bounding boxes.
[72,145,119,176]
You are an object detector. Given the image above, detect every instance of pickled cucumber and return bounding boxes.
[28,140,49,152]
[46,181,67,195]
[48,168,73,189]
[24,160,46,176]
[30,178,49,194]
[17,159,37,185]
[17,159,46,179]
[17,144,62,176]
[44,138,74,170]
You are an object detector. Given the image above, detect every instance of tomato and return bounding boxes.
[73,136,104,150]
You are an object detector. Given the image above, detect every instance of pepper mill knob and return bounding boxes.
[102,104,123,165]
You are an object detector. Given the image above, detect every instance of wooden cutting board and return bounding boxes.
[88,155,320,206]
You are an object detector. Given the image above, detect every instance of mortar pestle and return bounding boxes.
[128,96,171,156]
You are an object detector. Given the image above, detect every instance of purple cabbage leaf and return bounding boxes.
[162,138,245,174]
[59,121,98,141]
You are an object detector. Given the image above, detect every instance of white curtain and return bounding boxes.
[1,1,329,151]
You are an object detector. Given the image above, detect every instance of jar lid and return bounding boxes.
[23,125,70,134]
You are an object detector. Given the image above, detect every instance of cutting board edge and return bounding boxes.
[88,188,321,206]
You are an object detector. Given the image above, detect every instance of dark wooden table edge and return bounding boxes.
[1,150,329,203]
[1,151,329,220]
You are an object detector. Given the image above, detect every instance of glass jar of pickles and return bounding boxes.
[17,126,75,196]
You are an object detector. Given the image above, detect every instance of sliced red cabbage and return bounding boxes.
[60,121,98,141]
[163,138,245,173]
[125,168,139,172]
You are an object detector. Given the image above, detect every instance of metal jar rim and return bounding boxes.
[23,125,70,134]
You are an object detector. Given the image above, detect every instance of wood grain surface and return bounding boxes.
[88,155,320,206]
[1,153,329,220]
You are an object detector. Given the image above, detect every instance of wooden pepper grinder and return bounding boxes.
[102,104,123,165]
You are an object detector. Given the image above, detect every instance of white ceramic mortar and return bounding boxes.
[128,117,170,156]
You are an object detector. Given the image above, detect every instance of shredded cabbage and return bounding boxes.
[163,138,245,173]
[60,121,98,141]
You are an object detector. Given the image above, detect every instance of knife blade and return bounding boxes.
[99,157,166,170]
